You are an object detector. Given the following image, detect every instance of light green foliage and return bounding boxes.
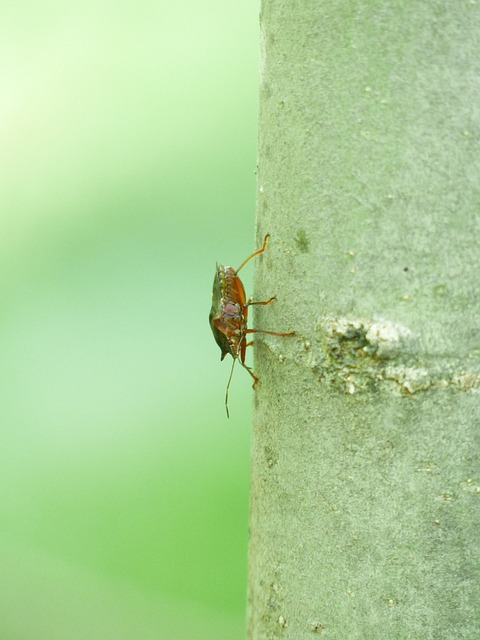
[0,2,259,638]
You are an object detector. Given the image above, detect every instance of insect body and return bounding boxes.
[209,234,295,416]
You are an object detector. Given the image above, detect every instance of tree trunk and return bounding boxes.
[247,2,480,638]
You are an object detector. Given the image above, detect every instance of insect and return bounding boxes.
[209,234,295,417]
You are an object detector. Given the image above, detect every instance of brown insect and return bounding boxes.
[209,234,295,417]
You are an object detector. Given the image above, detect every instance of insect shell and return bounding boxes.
[209,234,295,417]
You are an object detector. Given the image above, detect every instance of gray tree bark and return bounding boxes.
[247,2,480,639]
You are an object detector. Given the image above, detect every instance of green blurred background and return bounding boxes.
[0,2,258,638]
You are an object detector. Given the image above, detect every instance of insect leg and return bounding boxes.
[245,329,296,337]
[245,295,276,307]
[238,359,259,387]
[235,234,269,273]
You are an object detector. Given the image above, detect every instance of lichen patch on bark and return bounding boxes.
[292,317,480,395]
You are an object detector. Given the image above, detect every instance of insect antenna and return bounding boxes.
[225,356,237,418]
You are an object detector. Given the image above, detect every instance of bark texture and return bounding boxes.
[247,2,480,638]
